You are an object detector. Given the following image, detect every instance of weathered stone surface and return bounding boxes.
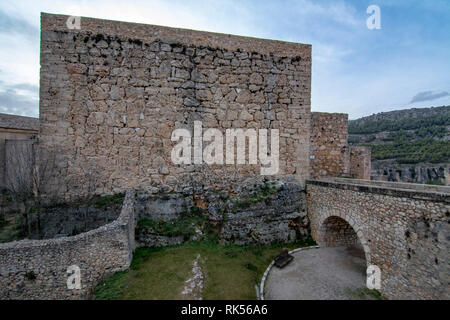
[310,112,349,178]
[307,178,450,300]
[134,178,310,247]
[349,146,371,179]
[39,13,312,200]
[136,193,191,220]
[0,190,136,300]
[136,234,184,247]
[4,12,447,303]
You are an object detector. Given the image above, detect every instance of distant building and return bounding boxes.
[0,113,39,188]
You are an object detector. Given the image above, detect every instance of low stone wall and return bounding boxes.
[307,179,450,300]
[0,190,136,300]
[28,205,121,240]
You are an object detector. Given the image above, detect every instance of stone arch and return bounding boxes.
[317,214,371,265]
[321,216,358,246]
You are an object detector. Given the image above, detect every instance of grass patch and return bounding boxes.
[136,209,207,240]
[425,179,445,186]
[94,193,125,209]
[231,179,278,210]
[93,239,316,300]
[0,211,24,243]
[344,287,386,300]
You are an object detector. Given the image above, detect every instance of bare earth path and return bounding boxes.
[264,246,372,300]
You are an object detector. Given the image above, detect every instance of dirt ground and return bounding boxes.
[264,245,376,300]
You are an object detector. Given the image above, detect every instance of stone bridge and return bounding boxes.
[306,178,450,300]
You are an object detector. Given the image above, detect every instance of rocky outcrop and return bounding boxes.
[135,178,310,246]
[371,160,449,185]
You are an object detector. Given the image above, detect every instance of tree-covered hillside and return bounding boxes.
[349,106,450,164]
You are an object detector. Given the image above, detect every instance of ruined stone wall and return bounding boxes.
[307,179,450,300]
[39,13,311,199]
[309,112,349,179]
[349,146,371,180]
[0,190,136,299]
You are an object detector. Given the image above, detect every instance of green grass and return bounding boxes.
[136,208,208,241]
[93,239,316,300]
[425,179,445,186]
[344,287,386,300]
[94,193,125,209]
[231,179,278,210]
[0,211,24,243]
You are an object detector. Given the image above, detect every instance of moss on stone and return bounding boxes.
[94,193,125,209]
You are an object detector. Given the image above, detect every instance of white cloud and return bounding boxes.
[0,0,449,119]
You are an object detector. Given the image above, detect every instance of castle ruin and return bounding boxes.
[0,13,448,301]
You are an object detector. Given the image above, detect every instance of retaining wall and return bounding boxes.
[0,190,136,299]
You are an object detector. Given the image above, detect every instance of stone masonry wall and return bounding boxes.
[39,13,311,200]
[0,190,136,299]
[349,146,371,180]
[309,112,349,179]
[321,216,359,247]
[307,179,450,300]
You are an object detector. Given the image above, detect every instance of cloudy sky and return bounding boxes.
[0,0,449,119]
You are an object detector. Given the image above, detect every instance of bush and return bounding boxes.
[349,113,450,135]
[368,139,450,164]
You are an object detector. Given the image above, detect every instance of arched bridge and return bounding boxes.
[306,178,449,300]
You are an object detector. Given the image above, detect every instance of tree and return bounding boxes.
[4,139,35,235]
[82,166,101,232]
[4,138,62,238]
[31,144,61,237]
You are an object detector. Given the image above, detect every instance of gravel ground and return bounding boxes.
[264,245,373,300]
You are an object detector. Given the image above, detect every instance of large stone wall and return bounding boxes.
[0,190,136,299]
[309,112,349,179]
[306,178,450,300]
[39,13,311,199]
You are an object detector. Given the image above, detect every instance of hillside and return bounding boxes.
[348,106,450,185]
